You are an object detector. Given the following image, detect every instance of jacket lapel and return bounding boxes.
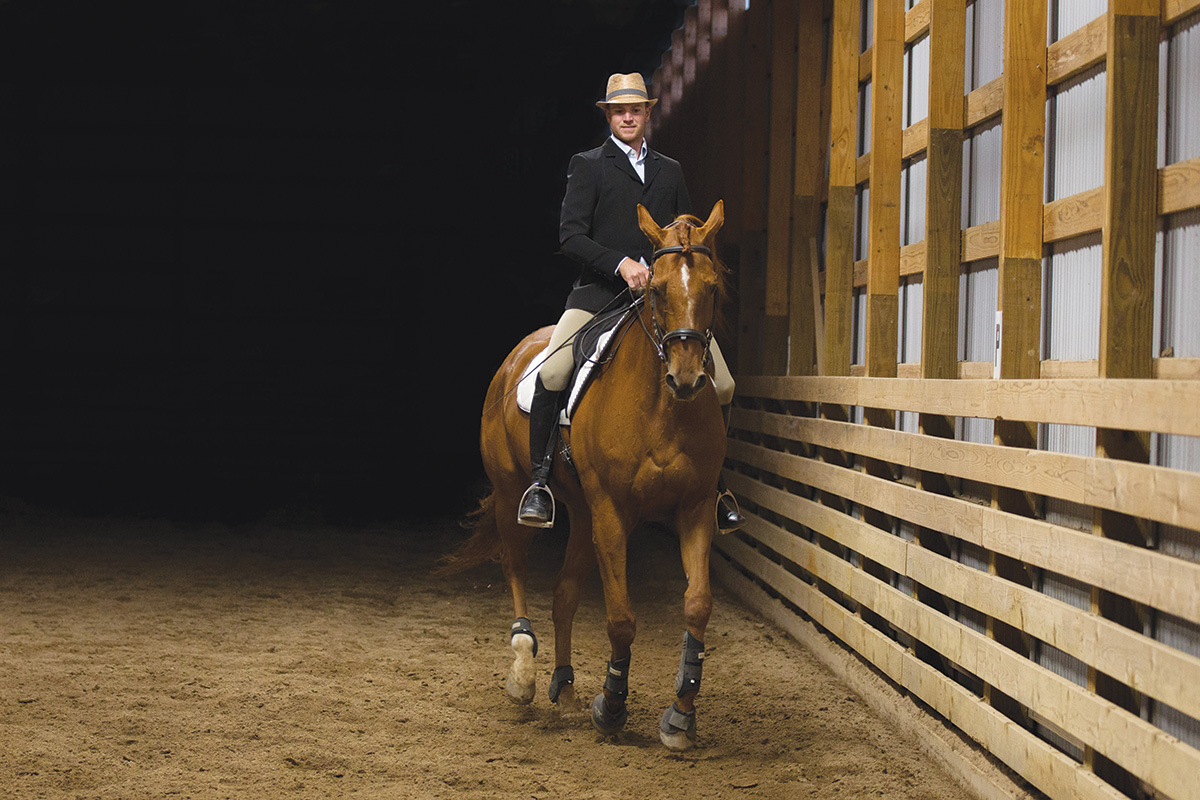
[642,148,662,190]
[604,137,645,185]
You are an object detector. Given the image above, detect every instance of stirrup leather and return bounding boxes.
[517,482,556,529]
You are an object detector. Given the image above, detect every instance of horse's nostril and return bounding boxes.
[665,374,678,391]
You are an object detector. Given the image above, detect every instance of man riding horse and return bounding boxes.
[519,72,743,534]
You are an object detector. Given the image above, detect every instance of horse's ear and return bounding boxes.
[637,204,667,248]
[699,200,725,240]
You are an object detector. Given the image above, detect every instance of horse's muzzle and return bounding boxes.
[665,364,709,401]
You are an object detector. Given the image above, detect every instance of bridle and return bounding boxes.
[644,243,715,364]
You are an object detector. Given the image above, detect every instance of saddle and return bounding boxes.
[516,303,639,426]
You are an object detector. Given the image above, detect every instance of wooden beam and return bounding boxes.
[717,508,1200,800]
[788,0,825,376]
[1160,155,1200,214]
[764,0,799,373]
[713,555,1129,800]
[725,441,1200,624]
[736,0,770,374]
[921,0,964,381]
[823,0,860,377]
[1047,13,1107,85]
[864,0,904,379]
[734,374,1200,437]
[996,0,1047,386]
[1100,0,1158,385]
[1091,1,1160,789]
[736,407,1200,534]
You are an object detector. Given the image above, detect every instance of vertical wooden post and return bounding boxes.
[737,0,771,375]
[788,0,825,377]
[920,0,964,383]
[995,0,1046,392]
[719,0,746,371]
[990,0,1047,727]
[1090,0,1159,790]
[914,0,966,665]
[864,0,903,380]
[824,0,860,377]
[855,0,905,639]
[765,0,799,375]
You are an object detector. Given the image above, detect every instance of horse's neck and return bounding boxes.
[609,306,671,411]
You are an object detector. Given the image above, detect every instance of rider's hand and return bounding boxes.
[617,257,651,292]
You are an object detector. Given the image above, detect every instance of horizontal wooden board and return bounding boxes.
[732,408,1200,532]
[735,376,1200,437]
[717,521,1200,800]
[725,442,1200,623]
[715,537,1166,800]
[726,470,1200,721]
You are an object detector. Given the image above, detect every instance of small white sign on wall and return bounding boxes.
[993,310,1002,380]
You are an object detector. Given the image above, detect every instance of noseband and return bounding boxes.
[646,243,715,363]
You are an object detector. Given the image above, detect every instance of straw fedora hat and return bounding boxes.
[595,73,659,109]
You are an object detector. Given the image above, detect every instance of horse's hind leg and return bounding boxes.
[497,503,539,704]
[548,514,596,714]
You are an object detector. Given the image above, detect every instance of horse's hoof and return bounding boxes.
[659,702,698,750]
[591,692,628,735]
[555,684,583,714]
[505,633,536,704]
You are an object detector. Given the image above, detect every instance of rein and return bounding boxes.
[644,243,715,363]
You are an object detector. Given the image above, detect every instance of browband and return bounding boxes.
[652,244,713,262]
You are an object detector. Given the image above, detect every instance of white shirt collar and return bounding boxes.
[610,135,647,160]
[610,135,647,180]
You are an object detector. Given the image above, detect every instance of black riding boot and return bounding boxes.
[518,375,561,528]
[716,404,745,533]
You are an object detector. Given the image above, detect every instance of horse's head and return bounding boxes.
[637,200,726,402]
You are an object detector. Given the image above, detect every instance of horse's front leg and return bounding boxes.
[587,499,636,736]
[548,514,596,714]
[660,500,715,750]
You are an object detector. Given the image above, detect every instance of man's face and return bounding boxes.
[605,103,650,148]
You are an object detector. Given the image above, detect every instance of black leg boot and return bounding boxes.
[518,376,561,528]
[716,404,744,533]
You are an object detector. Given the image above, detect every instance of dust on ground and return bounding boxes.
[0,500,977,799]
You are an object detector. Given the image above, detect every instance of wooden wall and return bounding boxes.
[651,2,1200,799]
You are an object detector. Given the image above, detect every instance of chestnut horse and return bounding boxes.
[441,200,728,750]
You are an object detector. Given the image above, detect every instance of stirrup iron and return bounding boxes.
[517,482,555,528]
[716,488,743,534]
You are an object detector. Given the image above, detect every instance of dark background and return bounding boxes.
[0,0,693,523]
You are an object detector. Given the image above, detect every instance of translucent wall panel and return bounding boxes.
[1165,15,1200,165]
[1043,233,1102,361]
[957,261,997,446]
[963,120,1001,227]
[1046,66,1105,201]
[903,156,927,245]
[1160,209,1200,359]
[965,0,1004,91]
[899,276,923,365]
[906,35,930,127]
[1051,0,1105,42]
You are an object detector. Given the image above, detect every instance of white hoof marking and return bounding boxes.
[505,633,536,704]
[660,729,698,750]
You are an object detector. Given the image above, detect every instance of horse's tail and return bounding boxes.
[435,488,502,575]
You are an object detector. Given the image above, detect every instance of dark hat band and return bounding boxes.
[606,88,648,101]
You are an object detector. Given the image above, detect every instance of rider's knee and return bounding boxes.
[715,376,735,406]
[539,359,573,393]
